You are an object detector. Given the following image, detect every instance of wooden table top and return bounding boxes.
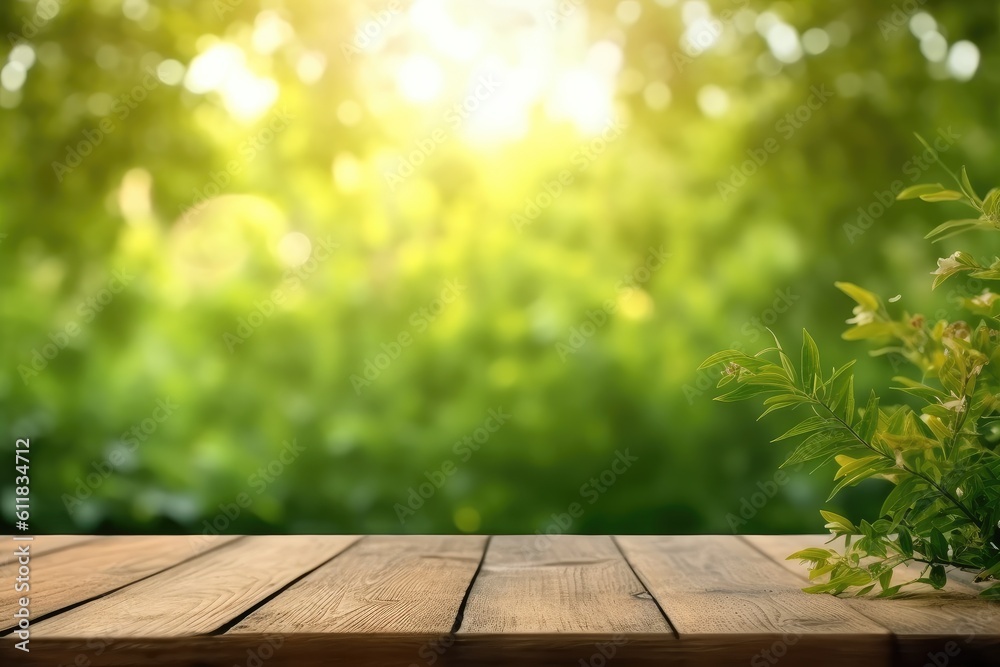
[1,535,997,666]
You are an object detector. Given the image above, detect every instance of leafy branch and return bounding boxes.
[704,146,1000,600]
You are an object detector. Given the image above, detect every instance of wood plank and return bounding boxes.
[454,535,674,665]
[229,535,485,634]
[616,535,892,666]
[1,535,100,565]
[0,535,234,631]
[746,534,1000,666]
[459,535,672,633]
[942,566,993,593]
[204,536,486,666]
[31,535,359,639]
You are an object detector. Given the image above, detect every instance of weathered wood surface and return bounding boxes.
[0,535,236,632]
[1,535,997,666]
[746,534,1000,665]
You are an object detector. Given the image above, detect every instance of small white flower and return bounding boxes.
[931,251,963,276]
[938,393,966,413]
[846,305,875,326]
[971,289,1000,309]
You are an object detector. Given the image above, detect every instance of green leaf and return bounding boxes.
[772,416,829,442]
[960,166,981,206]
[982,187,1000,221]
[834,281,880,311]
[968,268,1000,280]
[828,359,857,383]
[929,528,949,561]
[929,564,947,589]
[924,218,983,242]
[977,560,1000,580]
[842,322,894,341]
[879,432,938,452]
[715,382,776,402]
[828,459,893,500]
[896,183,947,200]
[699,349,749,370]
[834,455,883,480]
[880,476,925,517]
[980,584,1000,600]
[786,548,833,562]
[801,329,821,393]
[778,350,797,384]
[920,190,965,202]
[807,561,837,580]
[892,376,947,402]
[843,375,856,426]
[854,583,876,597]
[739,372,794,387]
[757,402,795,420]
[876,585,902,598]
[820,510,856,534]
[782,431,849,466]
[857,390,880,442]
[896,529,913,558]
[763,393,810,406]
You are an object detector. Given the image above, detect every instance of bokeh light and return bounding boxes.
[1,0,995,536]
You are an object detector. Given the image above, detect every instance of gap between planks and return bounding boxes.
[0,534,239,635]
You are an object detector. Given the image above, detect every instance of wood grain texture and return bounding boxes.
[31,535,358,638]
[0,535,234,632]
[616,535,893,665]
[4,535,999,667]
[229,535,486,634]
[454,535,674,665]
[1,535,99,565]
[746,534,1000,666]
[458,535,671,634]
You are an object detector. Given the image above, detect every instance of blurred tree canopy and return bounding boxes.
[1,0,999,535]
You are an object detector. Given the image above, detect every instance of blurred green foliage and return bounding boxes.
[2,0,999,535]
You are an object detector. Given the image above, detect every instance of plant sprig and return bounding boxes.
[704,145,1000,600]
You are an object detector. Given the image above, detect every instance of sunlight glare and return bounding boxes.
[548,68,614,133]
[397,55,445,103]
[185,42,278,121]
[369,0,621,140]
[185,43,243,94]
